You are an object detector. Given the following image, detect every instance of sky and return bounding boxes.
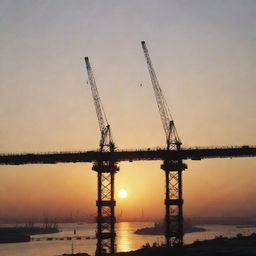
[0,0,255,221]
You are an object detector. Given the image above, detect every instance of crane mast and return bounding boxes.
[141,41,187,248]
[85,57,118,256]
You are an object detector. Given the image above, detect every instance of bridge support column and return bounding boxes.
[161,159,187,247]
[93,160,119,256]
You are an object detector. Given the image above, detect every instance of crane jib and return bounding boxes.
[141,41,181,148]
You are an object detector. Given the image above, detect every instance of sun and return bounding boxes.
[118,189,128,198]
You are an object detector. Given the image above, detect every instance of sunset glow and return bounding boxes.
[118,189,128,198]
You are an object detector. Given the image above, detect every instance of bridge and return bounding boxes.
[0,146,255,165]
[31,235,95,242]
[0,145,256,254]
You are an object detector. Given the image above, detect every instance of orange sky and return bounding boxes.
[0,0,255,220]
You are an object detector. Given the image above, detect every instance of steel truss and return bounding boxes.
[93,160,119,256]
[161,159,187,247]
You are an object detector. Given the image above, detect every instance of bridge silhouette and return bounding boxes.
[0,146,255,164]
[31,235,95,242]
[0,145,256,255]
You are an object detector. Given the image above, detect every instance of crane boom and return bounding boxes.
[84,57,114,151]
[141,41,181,150]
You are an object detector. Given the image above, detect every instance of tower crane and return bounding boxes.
[85,57,115,152]
[141,41,187,247]
[85,57,118,256]
[141,41,181,151]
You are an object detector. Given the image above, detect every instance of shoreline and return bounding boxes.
[116,233,256,256]
[0,226,60,244]
[134,222,205,235]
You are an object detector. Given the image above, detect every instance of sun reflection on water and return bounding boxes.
[116,222,132,252]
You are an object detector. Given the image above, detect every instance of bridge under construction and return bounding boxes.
[0,42,255,256]
[0,146,255,165]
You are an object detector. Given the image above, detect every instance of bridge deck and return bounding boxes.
[0,146,255,165]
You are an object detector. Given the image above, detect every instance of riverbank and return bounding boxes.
[116,233,256,256]
[134,220,205,235]
[0,226,60,243]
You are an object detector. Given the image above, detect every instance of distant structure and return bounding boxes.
[141,208,144,221]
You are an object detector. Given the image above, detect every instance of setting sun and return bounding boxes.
[118,189,128,198]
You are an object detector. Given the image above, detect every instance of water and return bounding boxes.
[0,222,256,256]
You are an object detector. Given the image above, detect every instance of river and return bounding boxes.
[0,222,256,256]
